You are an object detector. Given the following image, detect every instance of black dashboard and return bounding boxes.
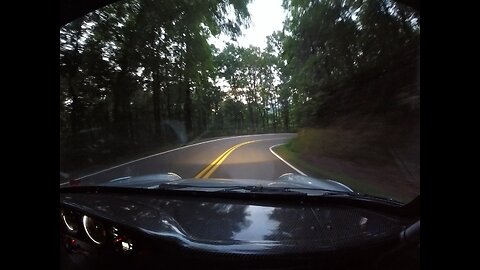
[60,189,419,269]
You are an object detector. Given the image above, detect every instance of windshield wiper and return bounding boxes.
[222,186,357,195]
[212,186,369,198]
[155,183,399,203]
[158,184,355,195]
[216,186,400,204]
[214,185,307,195]
[157,184,307,195]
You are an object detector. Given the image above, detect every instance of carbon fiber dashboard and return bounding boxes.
[60,192,413,269]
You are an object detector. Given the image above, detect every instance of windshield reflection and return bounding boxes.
[64,193,403,245]
[233,205,279,241]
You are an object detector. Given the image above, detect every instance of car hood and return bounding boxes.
[61,178,404,254]
[97,173,353,193]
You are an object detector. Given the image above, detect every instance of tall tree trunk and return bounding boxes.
[271,94,277,132]
[67,76,80,137]
[183,32,194,137]
[184,80,192,136]
[152,69,162,140]
[128,101,134,141]
[262,108,266,131]
[283,101,289,131]
[112,69,130,141]
[111,3,147,142]
[166,84,172,119]
[247,102,254,131]
[66,24,82,139]
[248,71,258,131]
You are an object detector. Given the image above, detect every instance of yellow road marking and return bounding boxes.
[194,144,237,179]
[194,140,258,179]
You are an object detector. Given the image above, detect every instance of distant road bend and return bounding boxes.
[61,133,306,186]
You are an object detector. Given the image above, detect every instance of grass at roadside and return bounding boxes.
[274,136,418,203]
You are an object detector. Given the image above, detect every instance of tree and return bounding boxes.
[281,0,420,126]
[60,0,251,171]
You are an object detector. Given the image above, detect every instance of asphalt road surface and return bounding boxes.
[62,133,305,186]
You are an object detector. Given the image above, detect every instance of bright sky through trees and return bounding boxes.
[208,0,286,50]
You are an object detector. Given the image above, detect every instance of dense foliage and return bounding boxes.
[60,0,419,173]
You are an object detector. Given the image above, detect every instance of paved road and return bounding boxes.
[64,133,303,186]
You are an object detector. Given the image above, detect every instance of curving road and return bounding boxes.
[62,133,305,186]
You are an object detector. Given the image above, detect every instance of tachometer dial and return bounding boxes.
[82,216,106,245]
[60,209,79,233]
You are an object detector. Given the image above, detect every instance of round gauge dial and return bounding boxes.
[60,209,79,233]
[82,215,106,245]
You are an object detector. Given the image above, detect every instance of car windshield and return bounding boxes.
[60,0,419,204]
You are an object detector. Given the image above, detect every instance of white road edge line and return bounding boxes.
[269,143,307,176]
[64,133,295,183]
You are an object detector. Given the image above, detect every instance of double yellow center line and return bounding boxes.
[194,140,258,179]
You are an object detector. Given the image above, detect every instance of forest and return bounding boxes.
[60,0,419,176]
